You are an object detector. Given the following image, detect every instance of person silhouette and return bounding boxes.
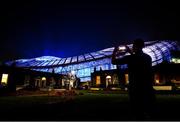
[112,38,156,120]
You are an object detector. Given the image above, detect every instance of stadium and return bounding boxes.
[3,40,179,89]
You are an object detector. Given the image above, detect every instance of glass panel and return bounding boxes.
[32,69,41,71]
[37,61,47,66]
[90,52,104,59]
[71,56,78,63]
[78,55,85,62]
[101,47,114,52]
[35,56,61,61]
[47,60,58,66]
[152,62,156,66]
[120,64,128,69]
[143,48,152,53]
[42,61,51,66]
[65,57,72,64]
[110,64,117,70]
[54,67,62,73]
[101,64,109,70]
[90,67,95,73]
[84,68,91,76]
[80,77,91,82]
[76,68,91,78]
[48,68,53,72]
[58,58,66,65]
[84,54,93,60]
[101,51,113,56]
[162,41,173,49]
[31,61,42,66]
[157,59,163,64]
[52,60,60,65]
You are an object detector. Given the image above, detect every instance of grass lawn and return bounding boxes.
[0,90,180,120]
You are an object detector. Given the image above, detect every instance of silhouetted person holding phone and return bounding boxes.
[112,39,156,120]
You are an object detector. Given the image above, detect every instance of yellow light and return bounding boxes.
[90,88,100,90]
[1,74,8,84]
[106,75,111,79]
[70,81,73,86]
[153,86,172,90]
[125,74,129,84]
[96,76,101,85]
[154,74,160,84]
[42,77,46,81]
[177,59,180,63]
[171,58,180,63]
[155,79,159,84]
[171,58,176,62]
[111,87,121,90]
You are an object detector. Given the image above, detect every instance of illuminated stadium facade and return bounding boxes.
[6,40,180,82]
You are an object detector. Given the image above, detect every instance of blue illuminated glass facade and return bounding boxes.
[6,40,180,82]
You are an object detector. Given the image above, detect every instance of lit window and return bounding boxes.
[1,74,8,85]
[125,74,129,84]
[154,74,160,84]
[96,76,101,85]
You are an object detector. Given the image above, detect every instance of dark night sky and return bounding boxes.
[1,0,180,61]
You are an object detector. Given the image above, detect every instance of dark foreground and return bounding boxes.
[0,90,180,121]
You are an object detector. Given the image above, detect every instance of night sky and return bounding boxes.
[1,0,180,61]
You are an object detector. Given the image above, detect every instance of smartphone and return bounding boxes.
[118,46,126,51]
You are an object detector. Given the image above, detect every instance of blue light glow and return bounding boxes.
[6,40,179,82]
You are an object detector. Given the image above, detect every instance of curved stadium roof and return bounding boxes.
[6,40,180,82]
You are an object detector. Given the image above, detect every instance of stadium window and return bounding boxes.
[1,74,8,85]
[125,74,129,84]
[96,76,101,85]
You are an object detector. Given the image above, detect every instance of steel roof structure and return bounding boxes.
[6,40,180,82]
